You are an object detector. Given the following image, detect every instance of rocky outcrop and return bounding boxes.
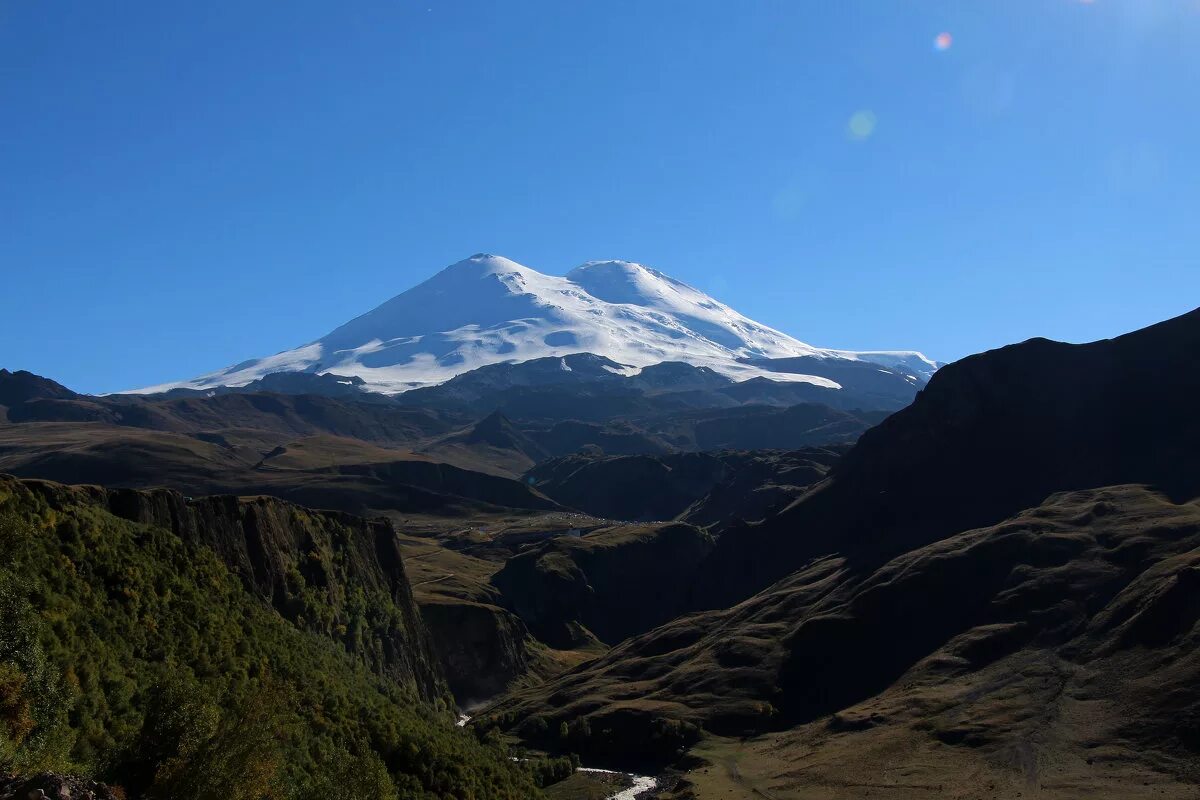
[421,599,532,705]
[19,478,448,703]
[0,772,121,800]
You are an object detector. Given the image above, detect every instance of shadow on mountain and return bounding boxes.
[479,307,1200,792]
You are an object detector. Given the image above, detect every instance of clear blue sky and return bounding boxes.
[2,1,1197,394]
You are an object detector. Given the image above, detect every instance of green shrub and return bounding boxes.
[0,581,72,773]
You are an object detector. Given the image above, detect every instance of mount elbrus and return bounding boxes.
[129,253,936,400]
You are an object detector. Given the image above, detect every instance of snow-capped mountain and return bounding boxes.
[131,254,936,395]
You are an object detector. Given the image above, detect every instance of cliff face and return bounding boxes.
[20,478,447,703]
[421,599,532,705]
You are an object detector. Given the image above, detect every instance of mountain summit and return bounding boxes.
[132,254,935,395]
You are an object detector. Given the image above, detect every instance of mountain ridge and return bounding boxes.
[126,254,935,396]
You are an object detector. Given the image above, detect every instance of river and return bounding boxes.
[456,716,657,799]
[575,767,658,799]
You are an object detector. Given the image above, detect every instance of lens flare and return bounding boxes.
[934,32,953,51]
[847,110,877,141]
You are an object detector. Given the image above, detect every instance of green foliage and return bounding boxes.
[648,716,699,751]
[525,754,579,788]
[0,527,73,773]
[289,747,396,800]
[0,481,546,799]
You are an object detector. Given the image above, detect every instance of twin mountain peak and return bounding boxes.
[131,253,937,398]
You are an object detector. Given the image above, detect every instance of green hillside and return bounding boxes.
[0,476,555,799]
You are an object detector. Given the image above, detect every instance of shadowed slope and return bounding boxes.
[486,485,1200,793]
[696,305,1200,610]
[480,307,1200,793]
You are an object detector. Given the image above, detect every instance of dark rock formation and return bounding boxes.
[421,599,532,705]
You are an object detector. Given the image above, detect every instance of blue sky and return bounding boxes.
[2,1,1198,394]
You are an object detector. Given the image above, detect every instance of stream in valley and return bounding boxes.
[456,716,658,799]
[575,767,658,799]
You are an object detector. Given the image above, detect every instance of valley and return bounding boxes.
[1,260,1197,799]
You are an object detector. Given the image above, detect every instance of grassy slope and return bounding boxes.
[0,424,556,519]
[0,476,553,799]
[488,486,1200,796]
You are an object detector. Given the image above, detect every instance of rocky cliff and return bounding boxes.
[20,478,447,703]
[421,599,533,705]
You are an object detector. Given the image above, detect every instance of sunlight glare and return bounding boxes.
[847,110,877,141]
